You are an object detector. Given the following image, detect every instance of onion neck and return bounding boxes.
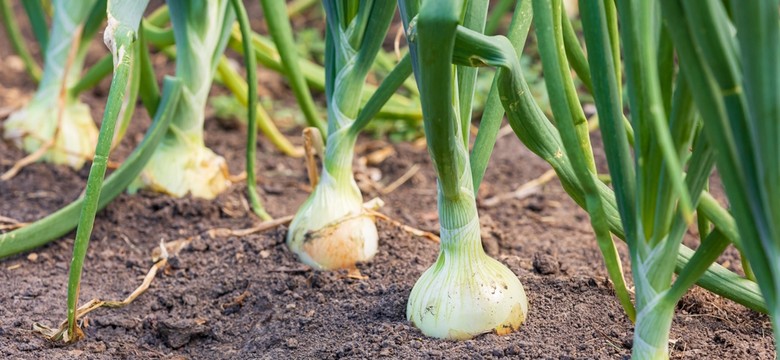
[632,299,675,360]
[438,186,483,255]
[322,126,358,185]
[436,143,482,251]
[631,251,676,360]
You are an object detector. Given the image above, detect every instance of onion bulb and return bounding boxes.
[286,166,378,270]
[407,215,528,339]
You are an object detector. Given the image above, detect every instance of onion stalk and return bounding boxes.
[400,0,528,339]
[286,0,397,270]
[411,0,770,351]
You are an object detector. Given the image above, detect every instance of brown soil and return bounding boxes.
[0,4,776,360]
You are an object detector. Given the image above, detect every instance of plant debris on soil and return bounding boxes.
[0,6,776,360]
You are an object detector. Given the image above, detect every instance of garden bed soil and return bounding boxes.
[0,5,776,359]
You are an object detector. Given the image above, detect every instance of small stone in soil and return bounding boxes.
[532,252,560,275]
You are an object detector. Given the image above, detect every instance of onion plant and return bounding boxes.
[286,0,397,270]
[64,0,152,341]
[577,1,766,356]
[399,0,529,339]
[127,0,235,200]
[470,0,771,357]
[57,0,265,341]
[0,0,775,351]
[3,0,104,169]
[543,1,701,356]
[398,0,770,351]
[659,0,780,352]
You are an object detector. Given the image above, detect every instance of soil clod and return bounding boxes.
[532,252,560,275]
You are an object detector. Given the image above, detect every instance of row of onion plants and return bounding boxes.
[0,1,777,358]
